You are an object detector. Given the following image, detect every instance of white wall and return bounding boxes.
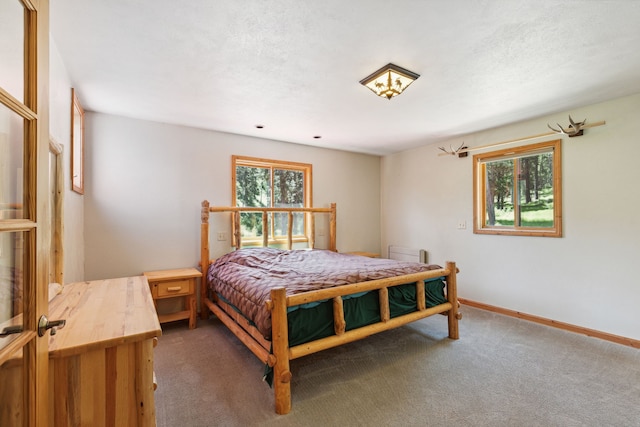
[49,39,84,283]
[381,93,640,340]
[57,41,639,341]
[83,113,381,280]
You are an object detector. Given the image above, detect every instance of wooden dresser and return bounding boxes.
[48,276,162,426]
[0,276,162,426]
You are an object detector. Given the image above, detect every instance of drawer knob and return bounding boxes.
[167,286,182,292]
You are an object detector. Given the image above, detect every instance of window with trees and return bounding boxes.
[232,156,312,245]
[473,139,562,237]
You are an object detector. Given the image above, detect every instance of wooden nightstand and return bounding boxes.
[143,267,201,329]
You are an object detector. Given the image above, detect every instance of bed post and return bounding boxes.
[329,203,337,251]
[446,261,460,339]
[270,286,292,414]
[200,200,210,319]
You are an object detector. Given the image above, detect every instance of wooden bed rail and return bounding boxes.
[270,268,451,308]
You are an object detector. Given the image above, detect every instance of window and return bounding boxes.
[232,156,312,245]
[473,139,562,237]
[71,88,85,194]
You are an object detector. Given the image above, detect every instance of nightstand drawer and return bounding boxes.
[143,267,200,329]
[156,279,192,297]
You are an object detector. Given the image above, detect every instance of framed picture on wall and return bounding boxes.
[71,88,85,194]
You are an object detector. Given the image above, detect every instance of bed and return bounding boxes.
[199,201,461,414]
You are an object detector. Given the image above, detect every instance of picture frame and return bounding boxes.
[70,88,85,194]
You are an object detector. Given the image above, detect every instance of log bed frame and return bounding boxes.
[199,200,461,414]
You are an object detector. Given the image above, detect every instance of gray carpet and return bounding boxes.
[154,306,640,427]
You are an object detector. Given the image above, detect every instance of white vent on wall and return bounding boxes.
[388,245,428,264]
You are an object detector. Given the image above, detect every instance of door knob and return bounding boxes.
[38,315,66,337]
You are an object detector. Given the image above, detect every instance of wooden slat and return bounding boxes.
[105,346,118,427]
[135,340,157,426]
[309,213,315,248]
[114,343,136,426]
[52,356,77,427]
[287,211,293,250]
[333,297,346,335]
[262,211,268,247]
[79,349,105,425]
[379,287,390,322]
[416,280,426,311]
[329,203,336,251]
[234,211,241,249]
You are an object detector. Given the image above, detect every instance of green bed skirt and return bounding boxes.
[286,277,447,347]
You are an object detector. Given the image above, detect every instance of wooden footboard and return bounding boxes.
[199,201,461,415]
[268,262,459,414]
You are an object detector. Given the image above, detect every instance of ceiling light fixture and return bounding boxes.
[359,63,420,100]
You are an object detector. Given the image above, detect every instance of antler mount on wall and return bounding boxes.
[438,142,468,157]
[547,115,587,137]
[438,115,606,158]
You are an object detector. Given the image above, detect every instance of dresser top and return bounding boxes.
[48,276,162,358]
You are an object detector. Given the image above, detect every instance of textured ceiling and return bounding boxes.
[50,1,640,155]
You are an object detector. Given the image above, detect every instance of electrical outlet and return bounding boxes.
[217,232,227,241]
[457,220,466,230]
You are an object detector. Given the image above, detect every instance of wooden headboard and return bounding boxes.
[200,200,336,265]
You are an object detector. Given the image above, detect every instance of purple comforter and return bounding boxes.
[207,248,441,339]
